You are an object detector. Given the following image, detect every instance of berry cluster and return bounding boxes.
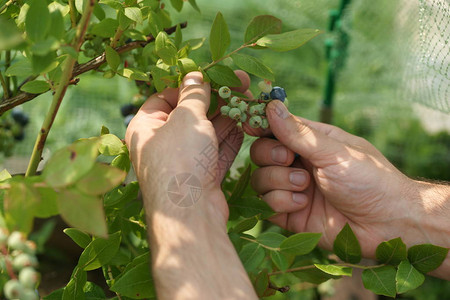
[0,229,40,300]
[0,108,30,157]
[218,80,288,129]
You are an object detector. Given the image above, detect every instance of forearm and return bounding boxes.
[143,188,258,300]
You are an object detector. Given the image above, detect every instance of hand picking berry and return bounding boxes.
[269,86,287,102]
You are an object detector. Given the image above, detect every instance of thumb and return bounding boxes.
[176,71,211,118]
[266,100,344,162]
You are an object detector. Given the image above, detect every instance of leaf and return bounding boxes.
[407,244,449,273]
[20,80,51,94]
[78,232,121,271]
[111,152,131,173]
[0,16,24,50]
[58,189,108,238]
[31,51,57,74]
[257,232,286,249]
[63,268,87,300]
[292,261,338,284]
[117,68,150,81]
[26,0,51,42]
[43,138,100,188]
[150,65,170,92]
[124,7,143,24]
[280,232,321,255]
[34,186,59,218]
[177,58,198,75]
[0,169,11,181]
[104,182,139,208]
[228,164,251,203]
[333,223,362,264]
[231,53,275,81]
[253,269,269,297]
[209,12,230,61]
[99,134,124,156]
[5,60,34,77]
[362,266,397,297]
[314,264,353,276]
[188,0,200,12]
[100,125,110,135]
[396,260,425,294]
[91,18,119,38]
[270,251,292,271]
[76,164,126,196]
[84,281,106,299]
[229,217,258,233]
[155,32,178,66]
[31,36,60,56]
[228,196,274,219]
[105,45,120,71]
[256,28,323,52]
[244,15,282,44]
[64,228,92,249]
[206,64,241,87]
[174,24,183,48]
[169,0,183,12]
[48,10,65,40]
[376,237,407,265]
[110,262,156,298]
[238,242,265,272]
[75,0,86,13]
[99,0,123,10]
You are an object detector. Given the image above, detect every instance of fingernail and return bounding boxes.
[183,73,203,87]
[292,193,306,205]
[271,145,288,164]
[270,100,289,119]
[290,171,306,187]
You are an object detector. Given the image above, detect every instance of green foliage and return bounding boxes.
[333,223,362,264]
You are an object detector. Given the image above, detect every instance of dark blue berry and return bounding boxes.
[259,92,270,100]
[120,104,136,117]
[11,110,29,126]
[124,114,135,127]
[270,86,287,102]
[13,131,25,141]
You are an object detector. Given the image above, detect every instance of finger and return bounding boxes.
[250,138,296,167]
[211,112,238,144]
[267,213,288,230]
[266,100,345,164]
[175,71,211,119]
[262,190,308,213]
[233,70,251,93]
[136,88,179,122]
[251,166,310,195]
[217,126,244,182]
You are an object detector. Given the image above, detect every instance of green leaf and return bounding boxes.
[362,266,397,297]
[169,0,183,12]
[270,251,292,271]
[188,0,200,12]
[76,164,126,196]
[91,18,119,38]
[34,186,59,218]
[229,216,258,233]
[99,134,124,156]
[43,138,100,188]
[104,181,139,208]
[75,0,87,14]
[78,232,121,271]
[228,164,251,204]
[31,52,57,74]
[244,15,282,44]
[117,68,150,81]
[105,45,120,71]
[314,264,353,277]
[99,0,123,10]
[48,10,65,40]
[229,196,274,219]
[31,36,60,56]
[376,237,407,265]
[207,92,218,117]
[111,152,131,173]
[63,268,87,300]
[5,60,34,77]
[64,228,92,249]
[26,0,51,42]
[177,58,197,75]
[84,281,106,299]
[147,10,163,38]
[209,12,230,61]
[407,244,449,273]
[333,223,362,264]
[4,179,39,234]
[100,125,110,135]
[124,7,143,24]
[280,232,321,256]
[253,269,269,298]
[256,28,323,52]
[206,64,241,87]
[43,288,64,300]
[150,65,170,92]
[396,260,425,294]
[0,169,11,181]
[155,31,178,66]
[257,232,286,249]
[58,189,108,238]
[20,80,51,94]
[239,242,265,272]
[174,24,182,48]
[0,16,24,50]
[292,261,338,284]
[231,53,275,81]
[111,262,156,298]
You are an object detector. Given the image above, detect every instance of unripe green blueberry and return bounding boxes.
[23,241,36,255]
[229,96,241,107]
[261,118,269,129]
[258,80,272,94]
[19,289,38,300]
[8,231,27,251]
[12,253,38,271]
[249,116,262,128]
[218,86,231,99]
[249,105,260,116]
[259,103,266,110]
[238,102,248,112]
[228,108,241,120]
[19,267,39,289]
[4,279,24,299]
[220,105,231,116]
[240,113,247,123]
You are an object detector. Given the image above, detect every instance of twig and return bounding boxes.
[268,282,290,293]
[203,43,254,71]
[0,70,9,100]
[68,0,77,28]
[111,28,124,48]
[0,22,187,115]
[0,0,14,14]
[25,0,97,177]
[107,266,123,300]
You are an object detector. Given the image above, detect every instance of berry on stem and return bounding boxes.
[238,102,248,112]
[240,113,247,123]
[258,80,272,94]
[249,116,262,128]
[270,86,287,102]
[19,267,39,289]
[7,231,27,251]
[230,96,241,107]
[4,279,24,299]
[228,108,241,120]
[220,105,231,116]
[218,86,231,99]
[261,118,269,129]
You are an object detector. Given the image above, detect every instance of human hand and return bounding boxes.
[125,71,251,225]
[248,100,422,257]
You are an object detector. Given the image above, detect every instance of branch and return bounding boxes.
[0,22,187,115]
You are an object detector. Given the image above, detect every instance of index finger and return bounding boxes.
[137,87,179,123]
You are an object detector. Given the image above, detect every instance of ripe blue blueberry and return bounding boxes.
[270,86,287,102]
[120,104,136,117]
[124,114,135,127]
[11,109,29,126]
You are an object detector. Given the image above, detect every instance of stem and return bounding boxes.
[110,28,124,48]
[0,0,14,14]
[5,51,11,97]
[68,0,77,28]
[1,245,17,280]
[25,0,96,177]
[240,236,280,251]
[203,44,252,71]
[0,71,9,100]
[107,266,123,300]
[268,262,386,276]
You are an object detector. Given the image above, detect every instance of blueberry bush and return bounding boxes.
[0,0,447,299]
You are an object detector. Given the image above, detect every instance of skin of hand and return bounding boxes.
[125,71,259,300]
[248,100,450,279]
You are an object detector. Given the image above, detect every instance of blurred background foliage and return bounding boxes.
[1,0,450,298]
